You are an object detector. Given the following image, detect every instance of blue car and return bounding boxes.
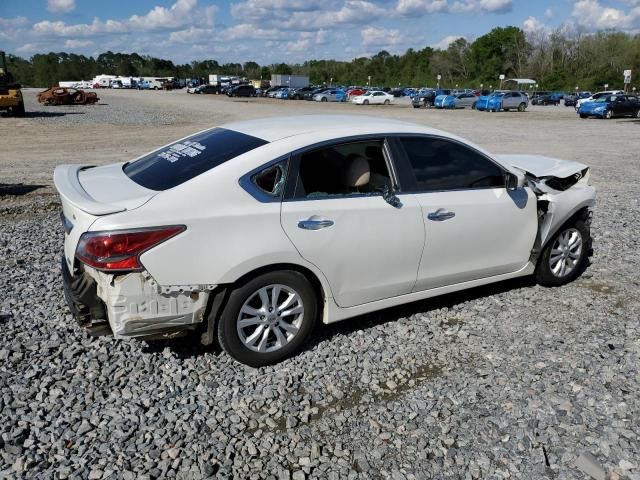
[434,94,456,109]
[476,92,504,111]
[578,94,640,119]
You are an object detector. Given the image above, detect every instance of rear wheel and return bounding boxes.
[321,97,327,102]
[535,219,590,287]
[604,110,613,119]
[12,100,25,117]
[635,109,640,119]
[472,102,477,109]
[383,99,390,105]
[217,271,317,367]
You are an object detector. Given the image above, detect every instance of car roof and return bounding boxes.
[222,115,440,142]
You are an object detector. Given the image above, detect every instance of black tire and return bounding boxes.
[321,97,327,102]
[518,103,526,112]
[472,102,477,109]
[535,219,590,287]
[363,99,369,105]
[604,110,613,119]
[580,114,588,119]
[12,100,25,117]
[217,270,317,367]
[383,99,390,105]
[413,105,420,109]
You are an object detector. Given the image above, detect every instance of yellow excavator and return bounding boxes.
[0,51,25,117]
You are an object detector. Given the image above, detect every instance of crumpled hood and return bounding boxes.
[495,154,588,178]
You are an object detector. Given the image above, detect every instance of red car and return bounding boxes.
[347,88,367,97]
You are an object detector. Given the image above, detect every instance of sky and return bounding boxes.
[1,0,639,64]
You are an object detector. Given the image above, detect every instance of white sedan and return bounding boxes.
[55,115,595,366]
[352,90,394,105]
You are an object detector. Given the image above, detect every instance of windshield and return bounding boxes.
[592,96,612,103]
[124,128,268,191]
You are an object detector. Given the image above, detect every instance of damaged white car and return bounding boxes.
[55,115,595,366]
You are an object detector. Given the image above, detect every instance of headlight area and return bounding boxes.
[70,225,213,339]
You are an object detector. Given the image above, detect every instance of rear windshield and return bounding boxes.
[123,128,268,190]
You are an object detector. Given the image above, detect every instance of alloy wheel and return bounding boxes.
[236,284,304,353]
[548,228,583,278]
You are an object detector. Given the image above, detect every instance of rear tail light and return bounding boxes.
[75,226,185,271]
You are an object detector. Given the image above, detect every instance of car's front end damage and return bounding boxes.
[497,154,596,257]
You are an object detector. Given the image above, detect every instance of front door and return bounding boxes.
[392,136,538,291]
[280,138,424,307]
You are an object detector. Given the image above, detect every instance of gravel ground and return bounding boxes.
[0,89,639,479]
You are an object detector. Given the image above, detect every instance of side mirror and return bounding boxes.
[505,172,520,191]
[380,185,403,208]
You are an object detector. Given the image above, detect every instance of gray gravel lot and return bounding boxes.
[0,89,639,479]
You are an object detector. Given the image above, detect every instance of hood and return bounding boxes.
[495,154,588,178]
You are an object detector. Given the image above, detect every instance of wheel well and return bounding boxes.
[200,263,327,346]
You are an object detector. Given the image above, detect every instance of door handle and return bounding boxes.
[427,209,455,221]
[298,218,334,230]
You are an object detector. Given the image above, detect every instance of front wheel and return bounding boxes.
[635,109,640,119]
[535,219,590,287]
[363,99,369,105]
[217,271,317,367]
[383,99,390,105]
[321,97,327,102]
[580,114,588,119]
[12,100,25,117]
[604,110,613,119]
[518,103,526,112]
[472,102,477,110]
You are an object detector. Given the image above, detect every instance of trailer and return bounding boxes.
[270,75,309,89]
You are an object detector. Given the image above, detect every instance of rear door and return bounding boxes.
[280,138,424,307]
[391,135,538,291]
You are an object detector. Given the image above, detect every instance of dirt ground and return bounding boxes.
[2,88,638,189]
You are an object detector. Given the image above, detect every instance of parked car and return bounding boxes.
[274,88,290,99]
[347,88,367,98]
[290,86,316,100]
[304,87,329,100]
[578,94,640,119]
[532,94,560,106]
[186,85,200,94]
[313,89,343,102]
[411,89,452,108]
[434,92,477,109]
[195,85,221,95]
[564,92,591,107]
[576,90,625,110]
[351,90,394,105]
[477,91,528,112]
[227,84,256,97]
[263,85,286,97]
[55,115,595,367]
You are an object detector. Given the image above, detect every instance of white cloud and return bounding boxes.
[168,27,214,44]
[16,43,38,53]
[48,0,76,13]
[522,16,554,38]
[361,26,405,46]
[33,0,215,37]
[396,0,448,16]
[571,0,640,29]
[451,0,512,13]
[431,34,465,49]
[64,39,94,48]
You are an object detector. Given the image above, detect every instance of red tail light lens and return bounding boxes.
[75,226,185,271]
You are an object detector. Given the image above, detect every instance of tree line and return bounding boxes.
[7,26,640,91]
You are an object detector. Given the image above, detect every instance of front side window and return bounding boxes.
[291,140,392,199]
[124,128,267,191]
[398,136,505,192]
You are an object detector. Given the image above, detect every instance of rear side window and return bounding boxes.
[124,128,267,190]
[398,136,505,192]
